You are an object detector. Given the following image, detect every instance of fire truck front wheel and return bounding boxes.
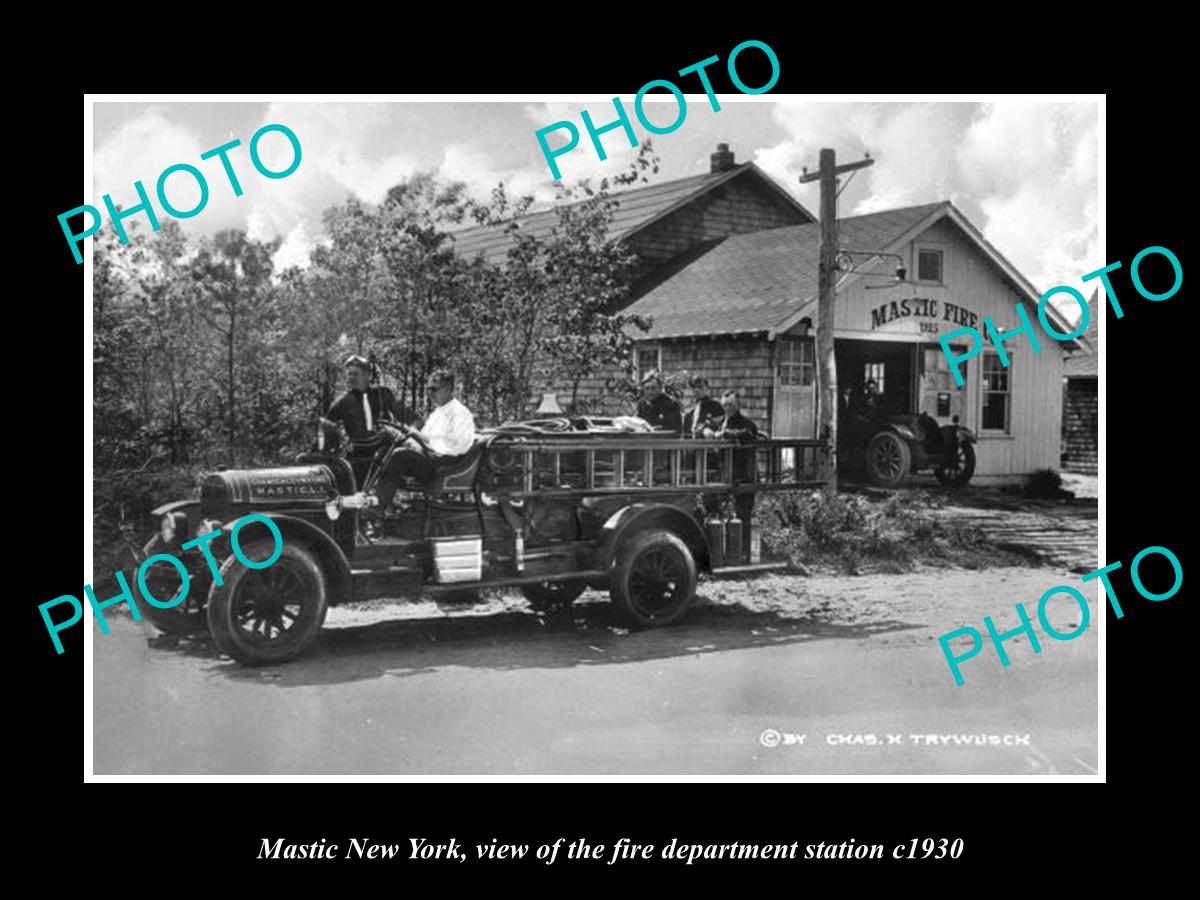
[610,529,698,628]
[207,539,328,667]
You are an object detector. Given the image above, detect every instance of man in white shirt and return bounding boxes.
[375,368,477,510]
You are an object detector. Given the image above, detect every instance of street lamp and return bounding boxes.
[835,249,908,288]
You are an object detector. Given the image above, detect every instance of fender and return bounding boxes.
[955,427,977,444]
[596,502,711,573]
[885,424,917,441]
[218,512,353,607]
[150,498,201,519]
[145,499,204,556]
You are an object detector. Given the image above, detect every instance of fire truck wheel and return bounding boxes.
[521,579,586,611]
[207,539,328,667]
[610,529,698,628]
[138,535,211,636]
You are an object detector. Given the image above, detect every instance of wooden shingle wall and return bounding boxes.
[1061,377,1098,475]
[551,335,775,428]
[659,337,774,427]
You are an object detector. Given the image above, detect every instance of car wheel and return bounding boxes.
[935,442,976,487]
[610,529,698,628]
[206,538,328,667]
[866,431,912,487]
[521,579,586,611]
[137,535,210,636]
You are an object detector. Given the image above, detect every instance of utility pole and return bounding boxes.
[799,148,874,494]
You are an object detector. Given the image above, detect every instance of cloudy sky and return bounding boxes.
[93,98,1099,295]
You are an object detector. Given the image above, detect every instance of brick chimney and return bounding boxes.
[710,143,736,173]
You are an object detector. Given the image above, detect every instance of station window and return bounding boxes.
[864,362,885,395]
[777,338,814,386]
[917,248,944,284]
[981,352,1012,433]
[635,343,661,379]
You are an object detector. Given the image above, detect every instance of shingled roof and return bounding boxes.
[449,163,812,265]
[624,200,1076,341]
[624,203,945,339]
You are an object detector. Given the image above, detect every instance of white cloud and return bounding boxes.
[438,143,557,206]
[94,108,203,201]
[272,220,327,273]
[519,100,653,185]
[959,103,1098,290]
[753,100,1098,293]
[94,100,1097,293]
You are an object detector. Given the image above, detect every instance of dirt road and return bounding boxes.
[93,565,1098,776]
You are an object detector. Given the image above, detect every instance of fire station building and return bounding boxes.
[453,144,1078,484]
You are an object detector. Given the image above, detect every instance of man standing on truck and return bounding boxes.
[683,376,724,438]
[321,354,420,485]
[636,370,683,435]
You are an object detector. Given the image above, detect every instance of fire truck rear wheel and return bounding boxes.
[522,579,586,611]
[207,538,328,667]
[610,529,698,628]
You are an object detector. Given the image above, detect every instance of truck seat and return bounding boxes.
[430,438,491,493]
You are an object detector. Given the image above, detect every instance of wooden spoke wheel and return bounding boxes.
[866,431,911,488]
[935,442,977,487]
[610,529,697,628]
[138,535,210,636]
[521,579,586,612]
[207,539,328,666]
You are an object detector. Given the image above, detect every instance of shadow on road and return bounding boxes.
[150,598,922,688]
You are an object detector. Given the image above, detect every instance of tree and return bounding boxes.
[466,143,659,417]
[188,229,281,463]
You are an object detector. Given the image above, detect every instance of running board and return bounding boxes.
[425,570,607,592]
[710,561,789,576]
[350,566,422,577]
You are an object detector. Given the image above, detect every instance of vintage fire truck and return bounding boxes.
[139,419,826,666]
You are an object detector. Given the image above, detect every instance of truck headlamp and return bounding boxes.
[160,511,188,543]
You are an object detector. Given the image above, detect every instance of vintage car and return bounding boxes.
[138,418,827,666]
[840,408,976,488]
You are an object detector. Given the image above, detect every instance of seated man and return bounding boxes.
[321,354,419,485]
[849,378,882,416]
[374,368,476,510]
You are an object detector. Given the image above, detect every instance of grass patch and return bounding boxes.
[757,490,1046,575]
[92,465,206,596]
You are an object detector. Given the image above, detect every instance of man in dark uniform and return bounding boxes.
[636,370,683,434]
[850,377,881,415]
[683,376,724,438]
[320,355,419,486]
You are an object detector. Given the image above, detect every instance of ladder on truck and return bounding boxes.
[483,435,828,498]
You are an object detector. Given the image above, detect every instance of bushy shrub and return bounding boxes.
[756,489,1039,574]
[1026,467,1064,498]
